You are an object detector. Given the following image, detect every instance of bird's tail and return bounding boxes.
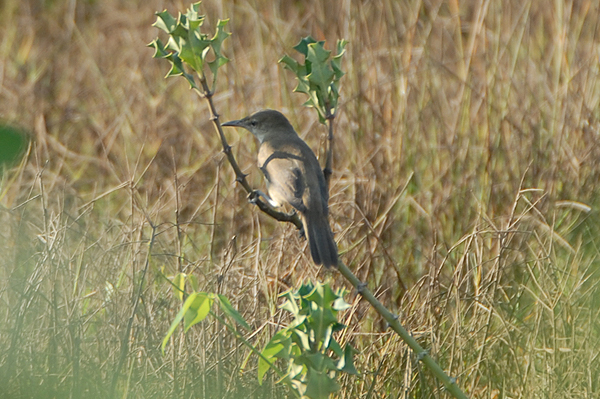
[303,214,339,268]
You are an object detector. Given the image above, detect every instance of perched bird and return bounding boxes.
[222,110,338,267]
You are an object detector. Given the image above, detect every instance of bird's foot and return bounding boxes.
[247,190,260,204]
[248,190,280,208]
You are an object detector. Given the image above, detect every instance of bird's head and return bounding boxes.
[222,109,296,143]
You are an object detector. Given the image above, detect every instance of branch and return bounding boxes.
[336,261,468,399]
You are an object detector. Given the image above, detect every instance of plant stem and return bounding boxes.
[336,261,469,399]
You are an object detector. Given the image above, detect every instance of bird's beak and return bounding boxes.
[222,119,243,127]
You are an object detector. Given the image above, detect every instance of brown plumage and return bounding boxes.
[222,110,338,267]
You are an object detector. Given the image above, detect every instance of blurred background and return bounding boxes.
[1,0,600,397]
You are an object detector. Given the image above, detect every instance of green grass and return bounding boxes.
[2,0,600,398]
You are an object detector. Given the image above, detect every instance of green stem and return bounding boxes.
[336,261,469,399]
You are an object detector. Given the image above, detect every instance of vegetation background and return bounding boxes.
[1,0,600,398]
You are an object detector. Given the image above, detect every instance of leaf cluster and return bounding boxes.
[259,281,357,399]
[148,2,230,91]
[280,36,347,124]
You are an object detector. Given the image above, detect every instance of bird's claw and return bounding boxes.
[247,191,260,204]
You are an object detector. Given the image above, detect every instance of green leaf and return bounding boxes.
[208,56,228,89]
[148,38,169,59]
[191,1,203,14]
[183,292,213,331]
[176,36,203,71]
[293,36,317,56]
[188,274,199,292]
[306,44,332,86]
[293,78,311,95]
[185,2,205,29]
[298,352,326,370]
[151,2,229,93]
[332,296,351,311]
[287,362,304,382]
[303,282,323,305]
[337,344,358,375]
[170,18,190,39]
[217,294,250,329]
[258,346,280,383]
[328,336,343,357]
[153,10,177,34]
[305,369,339,399]
[259,330,291,383]
[306,57,334,97]
[305,282,339,310]
[279,54,299,74]
[306,42,331,64]
[291,328,311,351]
[164,53,198,89]
[161,292,212,353]
[211,19,231,57]
[308,308,337,344]
[281,38,347,124]
[280,290,300,315]
[331,39,348,80]
[172,272,186,301]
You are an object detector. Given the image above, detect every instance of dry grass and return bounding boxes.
[2,0,600,398]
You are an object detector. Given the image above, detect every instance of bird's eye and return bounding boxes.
[250,120,257,127]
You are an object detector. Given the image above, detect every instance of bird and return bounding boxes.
[222,109,338,268]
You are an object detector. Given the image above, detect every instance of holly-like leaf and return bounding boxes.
[306,282,339,310]
[328,336,343,357]
[291,328,311,351]
[332,295,351,312]
[185,2,205,30]
[165,53,198,89]
[331,39,348,80]
[148,38,169,58]
[207,19,231,88]
[165,52,185,76]
[297,352,326,370]
[151,2,230,93]
[280,290,300,316]
[281,37,347,124]
[153,10,178,34]
[337,344,358,375]
[279,54,299,74]
[211,19,231,58]
[190,1,203,14]
[306,44,332,87]
[308,307,338,344]
[306,42,331,64]
[293,36,318,56]
[305,369,340,399]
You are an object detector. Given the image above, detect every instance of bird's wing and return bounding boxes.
[259,151,307,212]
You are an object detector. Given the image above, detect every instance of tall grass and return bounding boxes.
[1,0,600,397]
